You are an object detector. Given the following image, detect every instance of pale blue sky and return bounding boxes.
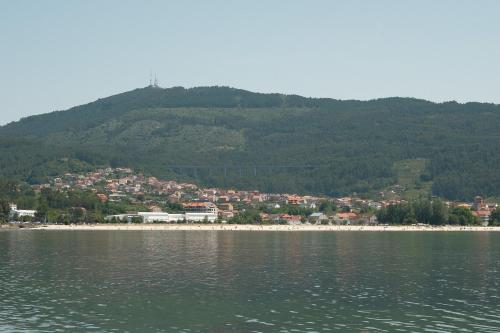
[1,0,499,124]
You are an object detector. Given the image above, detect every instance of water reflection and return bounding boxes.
[1,230,500,332]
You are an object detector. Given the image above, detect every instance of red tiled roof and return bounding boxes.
[336,212,357,219]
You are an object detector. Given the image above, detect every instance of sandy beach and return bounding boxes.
[34,224,500,232]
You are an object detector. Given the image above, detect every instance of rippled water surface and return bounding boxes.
[1,230,500,332]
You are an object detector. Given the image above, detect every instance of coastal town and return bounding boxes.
[6,167,498,227]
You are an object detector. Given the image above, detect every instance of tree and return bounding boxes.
[131,216,143,224]
[86,211,104,224]
[21,215,33,223]
[376,203,412,225]
[489,209,500,226]
[376,199,449,226]
[4,87,500,200]
[448,207,478,225]
[11,211,19,222]
[319,200,336,215]
[69,207,86,224]
[0,199,10,222]
[35,198,49,222]
[57,214,70,225]
[340,205,351,213]
[413,200,432,224]
[430,199,448,225]
[229,210,262,224]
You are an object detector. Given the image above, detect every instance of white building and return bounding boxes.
[183,202,218,215]
[183,202,218,222]
[9,203,36,218]
[138,212,185,223]
[184,212,217,222]
[105,211,217,223]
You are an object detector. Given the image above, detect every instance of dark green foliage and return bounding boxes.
[489,209,500,226]
[376,199,450,225]
[40,188,100,211]
[0,199,10,222]
[430,200,448,226]
[260,204,312,217]
[1,86,500,200]
[131,217,143,224]
[35,197,48,222]
[319,200,336,215]
[448,207,479,225]
[376,204,413,225]
[68,207,86,223]
[228,209,262,224]
[164,201,184,213]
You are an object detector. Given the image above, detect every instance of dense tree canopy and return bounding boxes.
[448,207,479,226]
[376,200,456,225]
[1,86,500,200]
[488,209,500,226]
[0,199,10,222]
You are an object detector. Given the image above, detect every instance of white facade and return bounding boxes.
[184,212,217,222]
[105,212,217,223]
[168,213,185,222]
[138,212,170,223]
[138,212,186,223]
[9,203,36,218]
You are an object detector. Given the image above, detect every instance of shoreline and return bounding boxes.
[29,224,500,232]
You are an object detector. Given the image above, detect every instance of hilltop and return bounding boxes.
[1,85,500,200]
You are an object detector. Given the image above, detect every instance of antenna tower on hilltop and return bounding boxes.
[154,73,159,87]
[148,70,160,88]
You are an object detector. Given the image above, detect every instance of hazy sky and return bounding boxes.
[1,0,499,125]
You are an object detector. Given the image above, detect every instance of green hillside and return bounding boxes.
[1,86,500,200]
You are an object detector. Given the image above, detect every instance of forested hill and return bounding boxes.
[0,86,345,136]
[1,85,500,200]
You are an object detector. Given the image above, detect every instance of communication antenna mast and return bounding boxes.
[149,70,153,87]
[154,73,159,87]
